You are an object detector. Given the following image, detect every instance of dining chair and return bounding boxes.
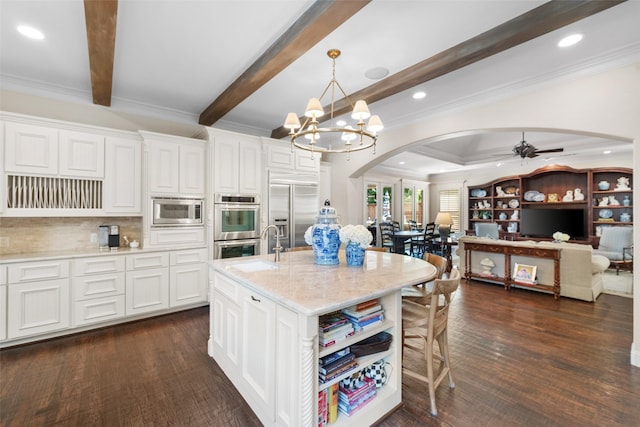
[411,223,435,258]
[379,222,397,252]
[402,268,460,416]
[402,253,448,303]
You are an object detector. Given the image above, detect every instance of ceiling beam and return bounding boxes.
[271,0,625,139]
[198,0,371,127]
[84,0,118,106]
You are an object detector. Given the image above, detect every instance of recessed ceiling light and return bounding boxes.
[17,25,44,40]
[558,33,582,48]
[603,150,612,154]
[336,120,346,126]
[412,91,426,100]
[399,161,405,165]
[364,67,389,80]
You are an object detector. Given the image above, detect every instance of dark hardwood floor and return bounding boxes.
[2,280,638,426]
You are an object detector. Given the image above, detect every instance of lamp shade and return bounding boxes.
[367,115,384,132]
[434,212,453,225]
[284,113,301,130]
[351,100,371,121]
[305,98,324,118]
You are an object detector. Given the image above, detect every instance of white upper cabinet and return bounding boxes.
[263,138,320,173]
[209,128,262,195]
[179,143,207,195]
[58,130,105,178]
[145,132,206,197]
[103,137,142,214]
[4,122,59,175]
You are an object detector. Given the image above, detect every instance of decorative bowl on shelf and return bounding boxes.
[508,199,519,208]
[598,209,613,219]
[598,181,610,191]
[524,190,540,201]
[470,189,487,197]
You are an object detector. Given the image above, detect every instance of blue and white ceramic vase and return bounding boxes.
[345,242,365,266]
[310,203,341,265]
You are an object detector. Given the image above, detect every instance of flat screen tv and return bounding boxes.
[520,208,586,240]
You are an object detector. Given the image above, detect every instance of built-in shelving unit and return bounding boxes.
[467,165,633,243]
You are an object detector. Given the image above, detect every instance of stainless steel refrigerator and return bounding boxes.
[267,172,319,253]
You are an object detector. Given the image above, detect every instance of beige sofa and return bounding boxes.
[457,236,610,302]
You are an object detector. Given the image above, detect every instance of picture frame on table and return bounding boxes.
[513,263,536,284]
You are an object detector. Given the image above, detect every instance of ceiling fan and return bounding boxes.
[512,132,564,158]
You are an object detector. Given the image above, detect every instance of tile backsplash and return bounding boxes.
[0,217,143,255]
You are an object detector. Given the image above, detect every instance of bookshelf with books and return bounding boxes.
[316,296,399,426]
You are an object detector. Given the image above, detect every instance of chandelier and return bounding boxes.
[283,49,383,157]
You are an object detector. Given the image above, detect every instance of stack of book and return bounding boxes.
[319,348,358,384]
[341,299,384,332]
[319,312,355,348]
[338,376,376,417]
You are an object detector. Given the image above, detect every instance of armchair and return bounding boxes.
[593,226,633,275]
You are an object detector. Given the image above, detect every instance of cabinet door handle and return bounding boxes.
[251,295,261,302]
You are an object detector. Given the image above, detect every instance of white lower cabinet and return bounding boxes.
[0,285,7,341]
[2,248,207,347]
[210,270,297,426]
[126,268,169,315]
[8,278,70,339]
[7,260,70,339]
[241,285,276,420]
[72,256,125,326]
[169,248,208,307]
[125,252,170,316]
[0,266,6,341]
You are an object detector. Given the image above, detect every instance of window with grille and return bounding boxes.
[439,189,460,232]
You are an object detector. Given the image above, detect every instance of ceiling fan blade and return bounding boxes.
[534,148,564,154]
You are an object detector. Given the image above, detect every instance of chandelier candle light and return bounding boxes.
[283,49,383,158]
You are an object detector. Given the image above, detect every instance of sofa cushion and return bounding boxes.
[592,255,610,274]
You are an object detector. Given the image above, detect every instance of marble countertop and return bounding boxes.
[211,251,437,316]
[0,245,207,264]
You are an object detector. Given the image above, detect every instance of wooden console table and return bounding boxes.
[463,241,561,299]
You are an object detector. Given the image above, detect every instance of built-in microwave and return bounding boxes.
[214,193,260,240]
[152,197,204,227]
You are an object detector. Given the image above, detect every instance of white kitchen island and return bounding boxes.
[209,250,437,427]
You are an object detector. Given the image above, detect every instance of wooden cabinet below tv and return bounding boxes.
[467,165,632,243]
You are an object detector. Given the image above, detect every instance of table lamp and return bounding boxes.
[434,212,453,240]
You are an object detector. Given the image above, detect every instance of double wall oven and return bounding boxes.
[213,193,261,259]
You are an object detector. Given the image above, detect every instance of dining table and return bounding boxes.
[390,229,425,254]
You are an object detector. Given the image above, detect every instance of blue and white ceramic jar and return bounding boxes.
[309,204,341,265]
[345,242,366,266]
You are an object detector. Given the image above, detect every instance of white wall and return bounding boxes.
[328,63,640,367]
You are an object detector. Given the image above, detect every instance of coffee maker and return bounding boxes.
[99,225,120,249]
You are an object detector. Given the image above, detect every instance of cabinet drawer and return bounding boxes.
[73,295,125,327]
[213,271,239,304]
[170,248,207,265]
[8,260,70,283]
[126,252,169,270]
[73,256,125,275]
[72,272,125,301]
[149,228,206,246]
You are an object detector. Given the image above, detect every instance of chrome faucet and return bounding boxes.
[261,224,283,262]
